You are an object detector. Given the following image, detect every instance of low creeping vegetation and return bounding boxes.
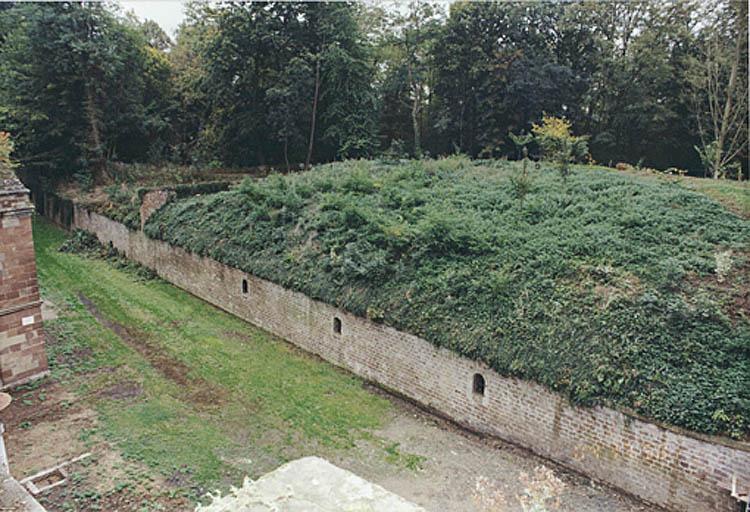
[145,158,750,438]
[94,181,234,230]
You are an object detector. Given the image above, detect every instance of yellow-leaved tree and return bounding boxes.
[531,116,588,180]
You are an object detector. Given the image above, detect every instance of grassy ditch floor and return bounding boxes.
[11,217,392,510]
[3,217,660,512]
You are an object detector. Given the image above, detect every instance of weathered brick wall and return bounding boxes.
[71,204,749,512]
[39,192,74,229]
[0,179,48,387]
[139,189,174,230]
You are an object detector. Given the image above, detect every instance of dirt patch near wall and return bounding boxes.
[37,450,192,512]
[332,392,659,512]
[1,381,75,432]
[3,382,92,476]
[78,293,226,407]
[2,378,192,512]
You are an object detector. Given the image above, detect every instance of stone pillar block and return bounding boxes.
[0,177,48,388]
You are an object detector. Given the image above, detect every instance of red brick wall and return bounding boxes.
[0,179,48,387]
[72,204,750,512]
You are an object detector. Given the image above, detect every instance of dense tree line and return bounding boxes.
[0,1,747,181]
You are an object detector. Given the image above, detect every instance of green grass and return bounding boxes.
[144,157,750,438]
[679,177,750,218]
[34,218,391,492]
[605,164,750,218]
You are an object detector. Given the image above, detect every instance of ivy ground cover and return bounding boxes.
[145,159,750,438]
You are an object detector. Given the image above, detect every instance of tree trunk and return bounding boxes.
[412,93,421,158]
[84,78,105,181]
[305,58,321,171]
[284,136,290,173]
[406,3,422,158]
[407,63,421,158]
[713,34,741,179]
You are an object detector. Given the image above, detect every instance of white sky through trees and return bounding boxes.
[120,1,186,37]
[118,1,453,40]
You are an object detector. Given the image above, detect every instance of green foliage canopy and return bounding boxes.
[0,2,176,179]
[1,1,747,177]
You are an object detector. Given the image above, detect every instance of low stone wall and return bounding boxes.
[61,202,749,512]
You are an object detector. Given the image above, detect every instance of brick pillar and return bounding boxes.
[0,176,48,388]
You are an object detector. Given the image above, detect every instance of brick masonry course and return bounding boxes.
[139,189,174,231]
[36,190,750,512]
[0,179,48,388]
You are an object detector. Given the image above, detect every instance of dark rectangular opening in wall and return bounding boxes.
[473,373,485,396]
[242,279,248,294]
[333,317,342,335]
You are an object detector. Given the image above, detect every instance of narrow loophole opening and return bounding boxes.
[242,279,248,294]
[472,373,485,396]
[333,317,342,335]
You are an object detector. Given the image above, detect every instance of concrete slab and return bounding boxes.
[0,424,46,512]
[197,456,426,512]
[0,477,46,512]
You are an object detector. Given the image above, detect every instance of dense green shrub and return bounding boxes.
[145,158,750,438]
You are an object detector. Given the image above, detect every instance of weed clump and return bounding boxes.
[60,230,157,282]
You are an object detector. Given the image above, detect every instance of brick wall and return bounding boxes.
[70,203,749,512]
[0,179,48,387]
[139,189,174,231]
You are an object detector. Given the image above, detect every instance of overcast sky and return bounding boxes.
[120,1,187,38]
[118,1,453,40]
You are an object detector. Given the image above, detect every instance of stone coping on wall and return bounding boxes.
[197,457,426,511]
[617,406,750,452]
[35,191,750,512]
[0,177,28,194]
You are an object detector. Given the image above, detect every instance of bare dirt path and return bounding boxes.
[2,378,192,511]
[330,390,658,512]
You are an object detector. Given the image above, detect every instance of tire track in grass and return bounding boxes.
[78,292,228,409]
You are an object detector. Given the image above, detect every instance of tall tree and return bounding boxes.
[0,2,173,179]
[302,2,378,164]
[267,57,313,170]
[688,0,748,179]
[431,2,576,158]
[194,2,376,168]
[376,1,442,157]
[169,1,218,163]
[585,1,700,169]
